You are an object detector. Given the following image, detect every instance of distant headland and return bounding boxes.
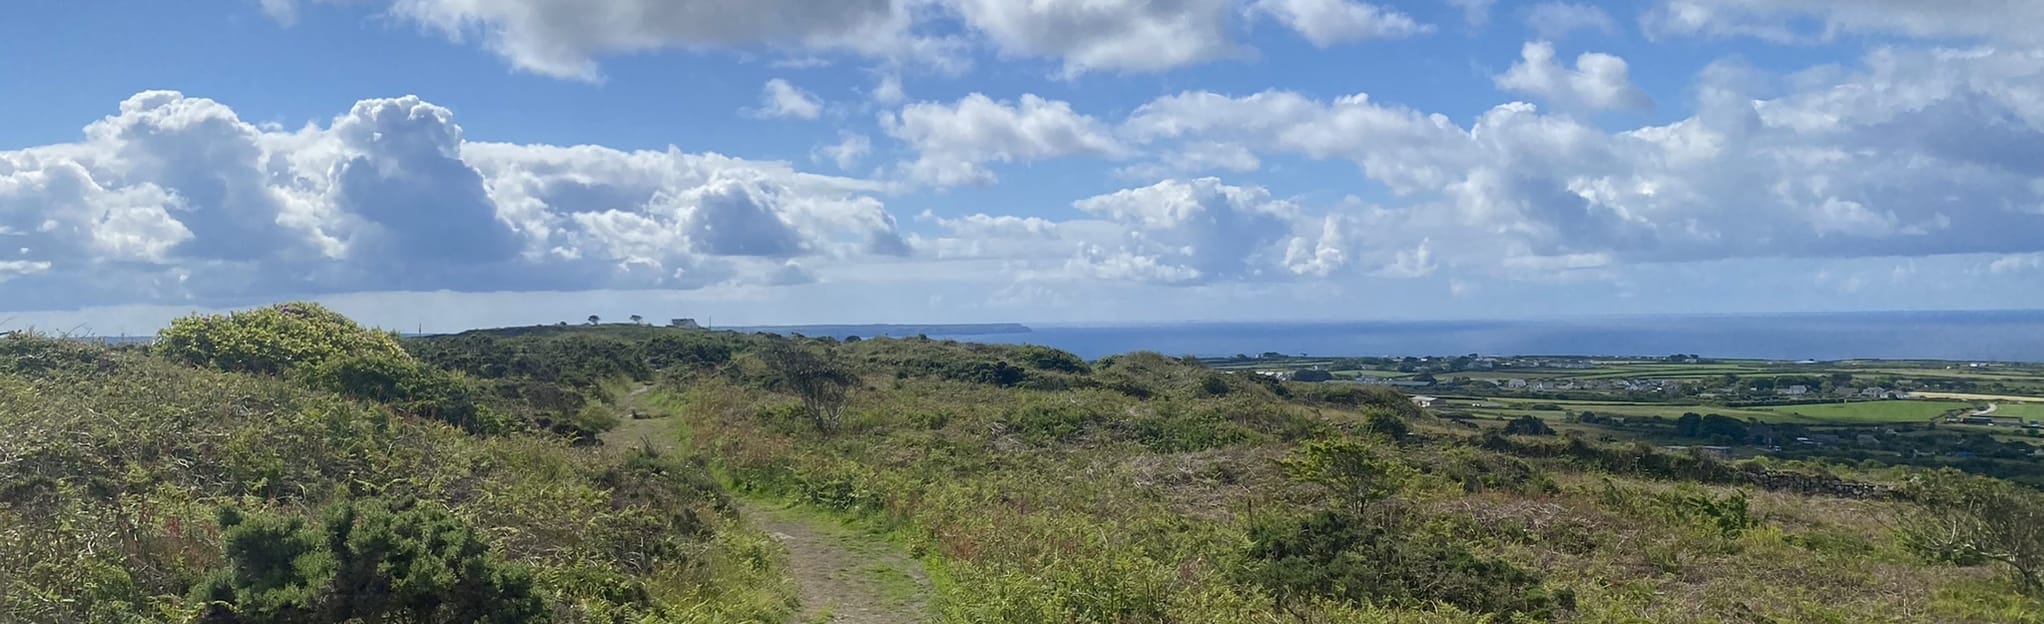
[726,323,1031,338]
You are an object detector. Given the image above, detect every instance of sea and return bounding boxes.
[944,310,2044,362]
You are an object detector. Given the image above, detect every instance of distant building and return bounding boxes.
[1780,385,1810,396]
[670,318,702,329]
[1411,396,1439,409]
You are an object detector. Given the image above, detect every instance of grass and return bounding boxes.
[1913,391,2044,402]
[1988,402,2044,421]
[1755,400,1972,424]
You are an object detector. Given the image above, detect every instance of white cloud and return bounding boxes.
[1447,0,1497,27]
[1250,0,1431,47]
[871,72,906,105]
[754,78,823,119]
[1068,178,1307,283]
[1991,253,2044,274]
[1115,141,1263,180]
[0,91,909,310]
[813,133,873,171]
[886,93,1127,186]
[1647,0,2044,45]
[1112,45,2044,278]
[1495,41,1653,112]
[384,0,934,80]
[944,0,1242,75]
[258,0,300,25]
[1524,2,1617,40]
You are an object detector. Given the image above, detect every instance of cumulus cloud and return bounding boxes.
[1646,0,2044,45]
[1112,45,2044,278]
[754,79,824,119]
[945,0,1241,75]
[886,93,1127,186]
[382,0,932,80]
[1250,0,1431,47]
[813,133,872,171]
[0,91,909,310]
[1495,41,1654,112]
[1447,0,1497,27]
[1067,178,1310,283]
[349,0,1261,79]
[1524,3,1617,40]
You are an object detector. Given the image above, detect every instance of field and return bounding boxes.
[1754,400,1972,424]
[1442,397,1974,425]
[1988,402,2044,421]
[1912,391,2044,402]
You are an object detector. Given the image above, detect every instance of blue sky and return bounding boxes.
[4,0,2044,332]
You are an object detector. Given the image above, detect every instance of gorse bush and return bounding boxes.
[303,353,503,433]
[157,302,407,376]
[192,499,548,624]
[1245,509,1568,618]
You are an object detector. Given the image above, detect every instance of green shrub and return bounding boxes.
[1015,346,1089,374]
[157,302,407,376]
[1244,509,1567,618]
[567,402,621,436]
[0,332,118,377]
[303,354,499,432]
[192,499,548,624]
[1298,385,1421,418]
[1364,410,1410,441]
[1503,416,1556,436]
[945,360,1027,387]
[1428,447,1556,495]
[1132,404,1255,452]
[1003,399,1110,445]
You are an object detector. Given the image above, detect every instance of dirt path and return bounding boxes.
[740,500,933,624]
[597,385,684,458]
[595,384,933,623]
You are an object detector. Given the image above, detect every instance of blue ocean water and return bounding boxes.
[950,311,2044,362]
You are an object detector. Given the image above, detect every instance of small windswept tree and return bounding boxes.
[586,315,600,326]
[1899,471,2044,595]
[629,315,643,325]
[759,342,855,433]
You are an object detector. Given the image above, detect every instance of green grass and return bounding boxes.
[1986,402,2044,421]
[1450,397,1985,426]
[1755,400,1972,424]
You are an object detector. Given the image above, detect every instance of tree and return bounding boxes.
[586,315,600,325]
[759,343,855,433]
[1698,414,1749,442]
[1899,471,2044,595]
[1503,416,1556,436]
[1676,413,1703,437]
[1279,437,1416,515]
[629,315,643,325]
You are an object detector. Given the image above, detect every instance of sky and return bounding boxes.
[4,0,2044,333]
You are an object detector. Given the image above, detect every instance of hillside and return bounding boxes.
[6,306,2044,622]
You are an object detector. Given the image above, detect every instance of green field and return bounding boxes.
[1443,398,1774,422]
[1446,397,1978,426]
[1987,402,2044,421]
[1755,400,1972,424]
[1569,363,1773,380]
